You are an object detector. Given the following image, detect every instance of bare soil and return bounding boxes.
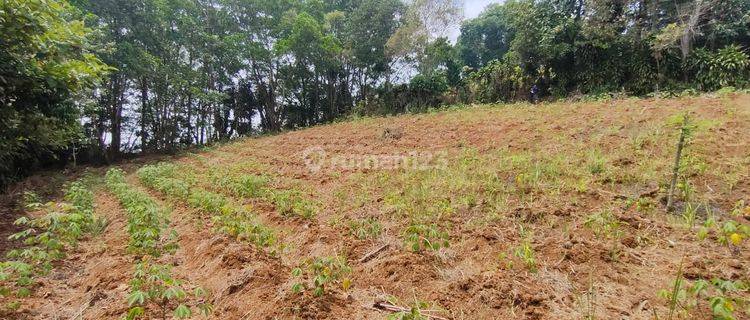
[3,93,749,319]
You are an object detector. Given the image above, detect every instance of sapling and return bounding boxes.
[666,113,693,212]
[291,255,352,296]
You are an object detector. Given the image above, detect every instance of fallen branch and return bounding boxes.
[359,244,389,263]
[371,301,449,320]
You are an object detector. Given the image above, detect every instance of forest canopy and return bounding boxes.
[1,0,749,186]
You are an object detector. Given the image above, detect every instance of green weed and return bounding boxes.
[584,210,623,239]
[513,231,537,273]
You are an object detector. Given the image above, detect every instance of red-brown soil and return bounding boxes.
[2,93,749,319]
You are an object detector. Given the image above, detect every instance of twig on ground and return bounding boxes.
[370,301,449,320]
[359,244,389,263]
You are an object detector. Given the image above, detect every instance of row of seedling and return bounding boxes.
[105,169,211,319]
[136,163,277,249]
[1,180,102,310]
[163,158,319,220]
[207,166,319,219]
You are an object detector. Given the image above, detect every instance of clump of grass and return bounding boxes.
[586,149,607,175]
[512,227,537,273]
[583,210,623,239]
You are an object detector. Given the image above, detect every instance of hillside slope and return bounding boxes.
[3,93,750,319]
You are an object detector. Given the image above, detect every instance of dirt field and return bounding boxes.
[2,93,749,319]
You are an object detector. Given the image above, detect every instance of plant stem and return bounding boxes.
[666,115,689,212]
[667,257,685,320]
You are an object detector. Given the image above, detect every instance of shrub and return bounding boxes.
[291,256,352,297]
[348,217,382,240]
[689,45,750,91]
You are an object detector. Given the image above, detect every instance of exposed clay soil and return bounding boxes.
[2,93,749,319]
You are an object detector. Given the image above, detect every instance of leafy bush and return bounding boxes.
[403,223,449,252]
[291,256,352,297]
[348,217,382,239]
[466,56,529,103]
[407,72,450,112]
[689,45,750,91]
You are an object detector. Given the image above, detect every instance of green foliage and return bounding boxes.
[106,168,210,319]
[126,261,212,320]
[270,190,318,219]
[348,217,382,240]
[106,168,174,256]
[403,223,449,252]
[467,57,529,103]
[586,150,608,175]
[697,216,749,253]
[211,172,269,198]
[386,301,431,320]
[1,180,97,298]
[659,275,749,320]
[291,256,352,297]
[584,210,623,239]
[137,164,277,249]
[137,163,193,200]
[512,228,537,273]
[187,190,228,215]
[689,45,750,91]
[406,72,450,111]
[0,0,109,187]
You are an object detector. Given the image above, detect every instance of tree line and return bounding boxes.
[1,0,749,187]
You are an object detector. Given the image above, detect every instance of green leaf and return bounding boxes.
[174,304,192,318]
[127,290,146,306]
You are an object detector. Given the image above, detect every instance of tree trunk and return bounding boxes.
[109,74,123,160]
[140,78,149,152]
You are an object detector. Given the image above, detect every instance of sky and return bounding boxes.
[464,0,503,19]
[448,0,504,42]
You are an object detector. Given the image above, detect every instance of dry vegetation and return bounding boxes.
[1,93,749,319]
